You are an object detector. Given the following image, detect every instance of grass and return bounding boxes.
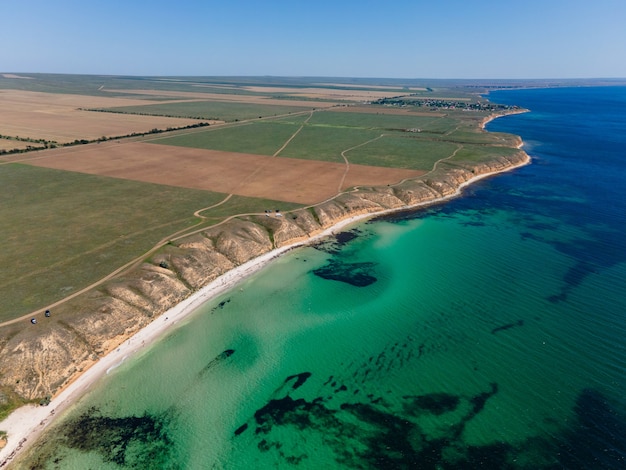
[96,101,317,122]
[197,195,303,221]
[450,144,520,163]
[0,386,31,422]
[347,136,459,170]
[308,110,442,131]
[0,164,230,321]
[149,108,519,172]
[280,125,382,162]
[150,121,301,155]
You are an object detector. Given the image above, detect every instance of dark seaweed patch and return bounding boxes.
[312,229,362,254]
[469,382,498,416]
[253,396,338,436]
[210,297,231,313]
[403,393,460,416]
[57,407,173,467]
[234,370,626,469]
[491,320,524,334]
[235,372,509,469]
[234,423,248,436]
[312,260,377,287]
[556,388,626,469]
[285,372,312,390]
[334,230,359,245]
[199,349,235,377]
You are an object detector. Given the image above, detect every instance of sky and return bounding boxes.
[2,0,625,79]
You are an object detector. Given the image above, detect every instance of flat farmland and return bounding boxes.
[151,121,303,155]
[0,163,231,320]
[24,141,423,204]
[100,100,317,122]
[150,108,501,170]
[347,136,460,170]
[101,88,340,107]
[0,90,204,143]
[307,110,445,132]
[234,85,406,101]
[280,125,382,162]
[329,105,445,117]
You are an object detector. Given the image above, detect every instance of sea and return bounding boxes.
[18,86,626,469]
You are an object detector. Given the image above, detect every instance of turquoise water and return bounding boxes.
[21,87,626,469]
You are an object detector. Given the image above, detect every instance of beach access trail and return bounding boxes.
[0,150,530,467]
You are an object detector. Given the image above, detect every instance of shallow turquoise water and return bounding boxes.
[21,87,626,469]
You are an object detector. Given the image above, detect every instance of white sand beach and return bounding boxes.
[0,153,529,467]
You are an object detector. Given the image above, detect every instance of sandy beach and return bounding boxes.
[0,152,529,467]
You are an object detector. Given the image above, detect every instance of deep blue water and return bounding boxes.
[486,87,626,303]
[20,86,626,469]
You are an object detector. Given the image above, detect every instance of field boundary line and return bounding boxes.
[272,111,314,157]
[338,134,385,192]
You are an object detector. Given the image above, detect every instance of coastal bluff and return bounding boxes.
[0,150,529,407]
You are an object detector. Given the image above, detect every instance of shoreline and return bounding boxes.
[0,151,530,467]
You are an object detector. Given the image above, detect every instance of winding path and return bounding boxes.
[0,111,467,328]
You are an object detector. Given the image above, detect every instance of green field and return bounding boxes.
[0,164,303,321]
[150,107,512,170]
[307,110,441,131]
[150,121,302,155]
[347,136,459,170]
[94,101,318,122]
[450,144,521,162]
[280,124,381,162]
[195,195,303,221]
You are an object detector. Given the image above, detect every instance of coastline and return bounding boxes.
[0,150,530,467]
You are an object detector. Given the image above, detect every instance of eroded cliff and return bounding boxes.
[0,150,529,406]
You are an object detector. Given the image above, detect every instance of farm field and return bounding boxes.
[98,85,401,103]
[151,106,509,171]
[0,163,303,321]
[150,120,308,155]
[0,90,205,144]
[22,141,423,204]
[0,73,520,325]
[94,100,319,121]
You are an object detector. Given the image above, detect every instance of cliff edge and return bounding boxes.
[0,150,529,407]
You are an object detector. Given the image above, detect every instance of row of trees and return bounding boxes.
[81,108,220,121]
[0,122,211,155]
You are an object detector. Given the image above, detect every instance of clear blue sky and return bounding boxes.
[2,0,625,78]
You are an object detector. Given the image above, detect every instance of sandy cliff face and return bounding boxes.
[0,151,529,403]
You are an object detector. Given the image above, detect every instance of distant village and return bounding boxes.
[371,95,522,112]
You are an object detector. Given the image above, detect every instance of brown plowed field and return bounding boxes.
[24,141,424,204]
[0,90,204,143]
